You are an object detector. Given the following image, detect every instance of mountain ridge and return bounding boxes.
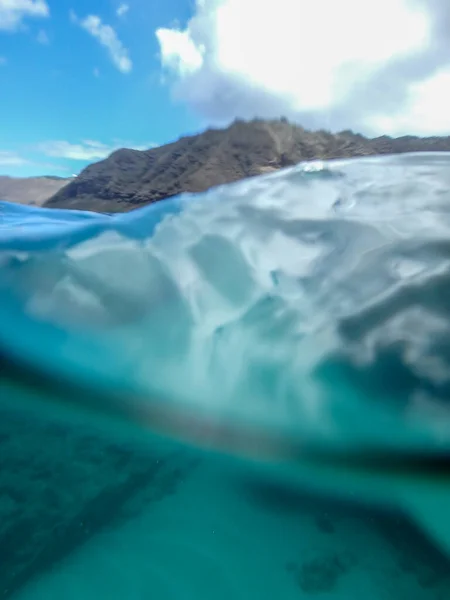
[0,175,73,206]
[45,119,450,213]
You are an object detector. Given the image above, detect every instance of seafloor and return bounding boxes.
[0,405,449,600]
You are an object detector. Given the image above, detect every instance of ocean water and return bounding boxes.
[1,152,450,598]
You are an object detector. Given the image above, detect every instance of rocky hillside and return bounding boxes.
[0,175,72,206]
[45,119,450,213]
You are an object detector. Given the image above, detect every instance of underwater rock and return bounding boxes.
[287,551,355,594]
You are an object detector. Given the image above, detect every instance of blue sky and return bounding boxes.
[0,0,200,177]
[1,0,449,178]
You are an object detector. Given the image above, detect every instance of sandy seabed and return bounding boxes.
[1,406,448,600]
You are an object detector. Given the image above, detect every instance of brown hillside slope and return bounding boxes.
[0,176,72,206]
[45,119,450,213]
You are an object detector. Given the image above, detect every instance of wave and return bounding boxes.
[2,154,450,458]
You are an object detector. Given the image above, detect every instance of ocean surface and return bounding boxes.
[1,152,450,598]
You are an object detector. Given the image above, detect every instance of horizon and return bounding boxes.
[1,0,450,177]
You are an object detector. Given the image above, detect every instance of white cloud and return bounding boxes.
[116,3,129,18]
[0,150,75,175]
[36,28,49,44]
[38,140,154,161]
[77,14,132,73]
[156,0,450,136]
[0,0,49,32]
[156,28,204,77]
[0,151,28,166]
[368,68,450,136]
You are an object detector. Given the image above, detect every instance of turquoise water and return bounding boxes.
[1,153,450,597]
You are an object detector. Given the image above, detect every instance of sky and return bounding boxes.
[1,0,450,177]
